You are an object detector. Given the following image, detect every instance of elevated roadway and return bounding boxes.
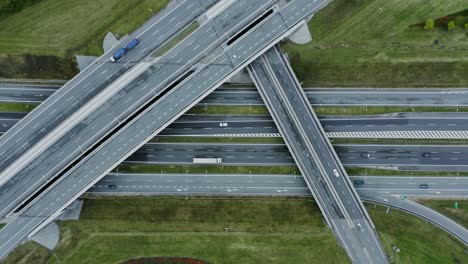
[248,46,387,263]
[0,0,329,259]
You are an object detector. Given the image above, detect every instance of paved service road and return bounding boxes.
[249,46,388,263]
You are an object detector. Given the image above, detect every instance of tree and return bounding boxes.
[465,23,468,29]
[448,20,456,30]
[424,19,434,30]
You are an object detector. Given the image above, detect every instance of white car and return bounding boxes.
[229,55,237,62]
[333,169,340,177]
[357,222,364,231]
[219,122,228,127]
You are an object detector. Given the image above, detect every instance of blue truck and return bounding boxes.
[110,38,140,62]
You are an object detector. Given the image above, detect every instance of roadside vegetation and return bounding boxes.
[0,102,37,112]
[115,164,299,176]
[3,197,467,264]
[0,0,170,78]
[284,0,468,87]
[346,167,468,177]
[188,105,468,116]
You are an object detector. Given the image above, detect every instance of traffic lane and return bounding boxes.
[7,115,468,136]
[6,85,468,107]
[90,174,468,197]
[323,118,468,132]
[139,142,289,153]
[306,89,468,106]
[125,151,294,165]
[122,143,468,169]
[0,87,55,102]
[92,173,309,195]
[266,48,387,262]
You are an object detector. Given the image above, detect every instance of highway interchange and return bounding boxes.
[0,0,466,262]
[0,0,350,260]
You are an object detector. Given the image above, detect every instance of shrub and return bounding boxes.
[424,19,434,30]
[448,20,456,30]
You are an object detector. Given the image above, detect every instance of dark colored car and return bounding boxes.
[362,153,370,158]
[422,153,431,158]
[107,184,117,189]
[419,184,429,189]
[354,180,365,185]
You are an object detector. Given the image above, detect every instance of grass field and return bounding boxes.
[3,197,467,264]
[421,200,467,227]
[0,0,170,78]
[284,0,468,87]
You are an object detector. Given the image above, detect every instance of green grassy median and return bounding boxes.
[115,164,299,175]
[0,102,37,112]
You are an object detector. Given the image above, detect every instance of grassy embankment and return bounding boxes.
[3,197,467,264]
[284,0,468,87]
[0,0,170,79]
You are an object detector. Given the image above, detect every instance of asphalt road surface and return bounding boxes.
[249,46,387,263]
[124,143,468,172]
[5,84,468,107]
[0,84,57,103]
[91,174,468,198]
[5,112,468,136]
